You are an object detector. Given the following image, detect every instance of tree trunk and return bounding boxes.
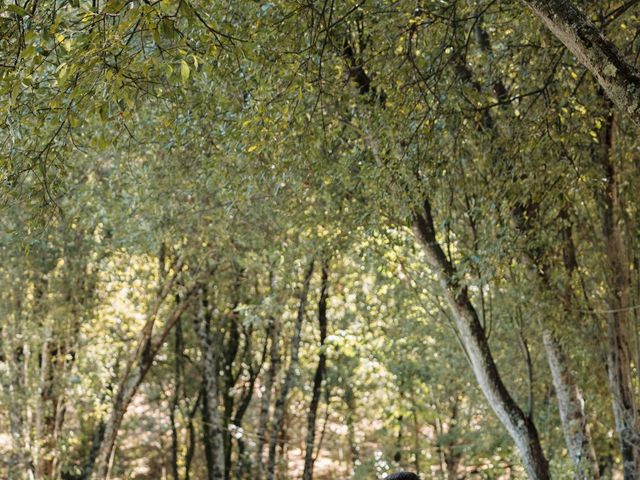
[169,319,183,480]
[5,342,30,478]
[302,260,329,480]
[35,322,52,480]
[233,323,269,479]
[411,399,421,477]
[344,383,359,470]
[255,313,280,480]
[87,266,194,480]
[194,286,226,480]
[201,384,216,480]
[413,198,550,480]
[221,315,239,480]
[267,260,315,480]
[513,216,599,477]
[542,331,599,478]
[521,0,640,124]
[443,402,461,480]
[184,392,200,480]
[593,109,640,479]
[89,362,147,479]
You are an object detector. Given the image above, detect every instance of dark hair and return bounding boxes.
[384,473,420,480]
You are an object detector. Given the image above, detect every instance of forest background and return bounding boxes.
[3,1,640,479]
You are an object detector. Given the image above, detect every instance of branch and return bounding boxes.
[522,0,640,124]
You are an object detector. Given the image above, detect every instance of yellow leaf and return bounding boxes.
[247,145,258,153]
[180,60,190,83]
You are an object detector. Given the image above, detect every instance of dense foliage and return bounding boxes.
[2,1,640,479]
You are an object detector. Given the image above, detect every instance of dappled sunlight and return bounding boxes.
[2,0,640,479]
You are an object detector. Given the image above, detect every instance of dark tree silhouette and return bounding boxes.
[384,472,420,480]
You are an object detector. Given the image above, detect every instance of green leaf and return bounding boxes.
[6,4,29,16]
[159,18,175,40]
[104,0,125,14]
[180,60,190,83]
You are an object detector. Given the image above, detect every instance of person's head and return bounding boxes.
[384,473,420,480]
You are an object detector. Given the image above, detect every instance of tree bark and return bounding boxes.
[267,260,315,480]
[413,199,550,480]
[521,0,640,124]
[184,392,201,480]
[302,260,329,480]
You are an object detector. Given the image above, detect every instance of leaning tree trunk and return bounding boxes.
[521,0,640,125]
[542,331,599,478]
[88,301,191,480]
[302,260,329,480]
[267,260,315,480]
[87,255,194,480]
[413,198,550,480]
[535,257,599,478]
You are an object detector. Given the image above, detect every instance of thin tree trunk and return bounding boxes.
[201,384,216,480]
[413,198,550,480]
[194,286,226,480]
[411,395,421,476]
[527,245,599,478]
[521,0,640,125]
[542,331,599,478]
[526,232,600,479]
[169,319,183,480]
[255,314,280,480]
[434,417,447,480]
[219,271,243,480]
[302,260,329,480]
[6,342,30,478]
[344,384,359,470]
[221,318,239,480]
[443,398,460,480]
[234,323,269,479]
[267,260,315,480]
[35,322,52,480]
[184,392,201,480]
